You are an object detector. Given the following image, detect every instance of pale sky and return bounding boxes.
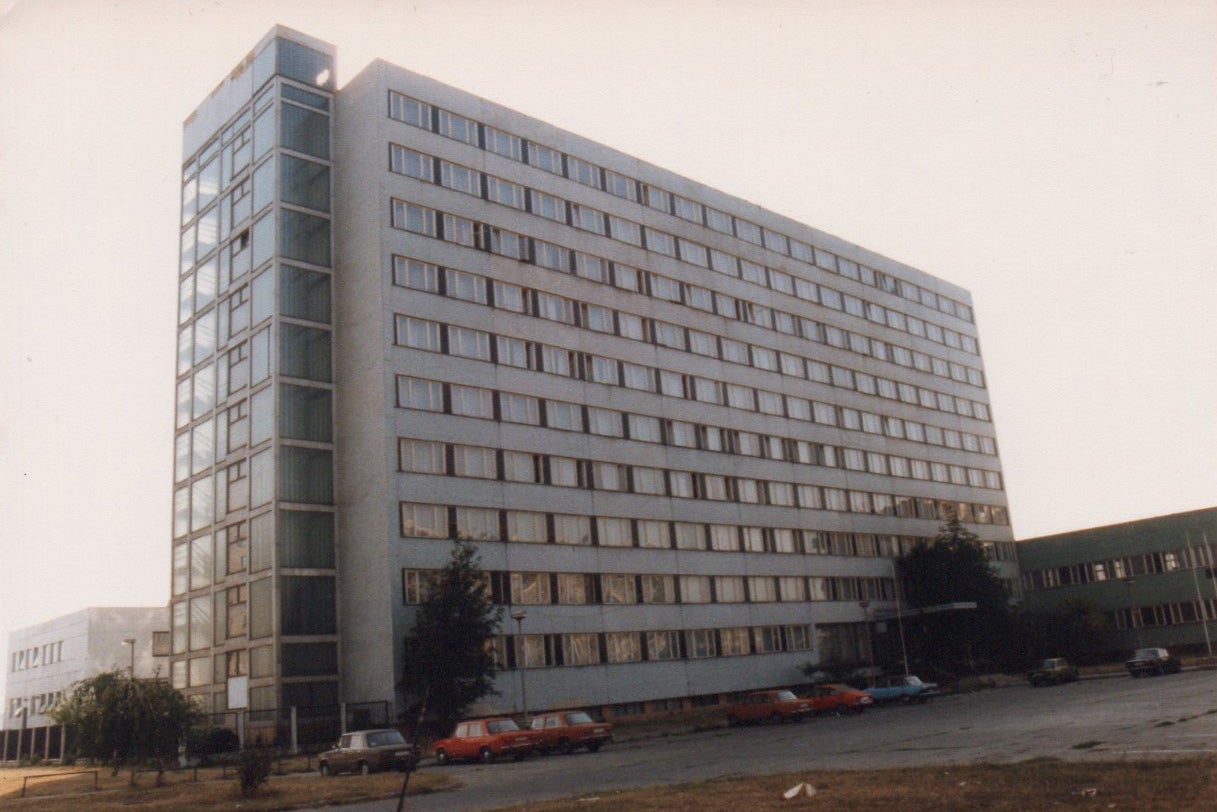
[1,0,1214,704]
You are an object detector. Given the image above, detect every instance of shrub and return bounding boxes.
[237,746,272,796]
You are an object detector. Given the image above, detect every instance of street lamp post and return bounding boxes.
[1123,578,1143,648]
[122,637,136,676]
[510,610,529,726]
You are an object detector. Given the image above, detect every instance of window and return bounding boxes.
[545,400,583,431]
[606,632,641,663]
[563,633,600,666]
[437,110,478,145]
[637,519,669,548]
[485,126,523,160]
[388,92,430,128]
[749,577,777,602]
[641,574,675,603]
[506,511,547,543]
[500,392,540,425]
[531,190,566,222]
[720,627,750,656]
[487,176,526,209]
[680,575,711,603]
[597,517,632,547]
[397,376,443,411]
[608,215,641,246]
[396,316,441,351]
[631,466,665,495]
[450,384,494,418]
[571,205,606,235]
[452,445,496,479]
[526,142,563,173]
[393,256,439,291]
[753,626,783,653]
[686,629,717,659]
[497,336,530,369]
[548,456,581,487]
[715,576,745,602]
[389,144,432,180]
[502,450,537,483]
[567,156,600,188]
[400,439,446,474]
[391,200,436,236]
[646,631,681,661]
[448,325,491,360]
[602,574,636,604]
[456,507,498,540]
[558,573,592,604]
[588,407,623,437]
[447,269,488,304]
[401,503,446,538]
[511,572,551,605]
[553,514,591,546]
[627,414,662,443]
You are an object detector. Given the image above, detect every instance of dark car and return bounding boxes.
[1027,658,1079,687]
[318,729,418,776]
[528,710,612,753]
[1125,648,1182,677]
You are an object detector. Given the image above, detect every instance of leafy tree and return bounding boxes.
[400,541,503,736]
[898,517,1014,675]
[51,669,203,783]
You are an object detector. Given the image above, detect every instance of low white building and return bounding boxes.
[4,607,168,729]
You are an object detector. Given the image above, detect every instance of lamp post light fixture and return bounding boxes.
[510,610,529,725]
[122,637,136,676]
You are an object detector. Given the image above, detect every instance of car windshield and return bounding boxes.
[1038,660,1057,668]
[775,690,798,701]
[565,711,594,724]
[366,730,406,747]
[487,719,520,733]
[906,676,923,686]
[1133,649,1160,658]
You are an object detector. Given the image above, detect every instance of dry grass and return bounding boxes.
[490,758,1217,812]
[0,762,453,811]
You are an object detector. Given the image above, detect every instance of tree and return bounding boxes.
[51,669,203,783]
[400,541,503,736]
[898,517,1014,676]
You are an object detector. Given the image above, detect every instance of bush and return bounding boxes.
[187,727,241,762]
[237,747,272,796]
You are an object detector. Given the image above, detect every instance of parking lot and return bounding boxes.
[333,669,1217,812]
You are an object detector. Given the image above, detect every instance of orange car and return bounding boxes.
[528,710,612,754]
[806,683,874,715]
[725,690,813,725]
[432,717,539,764]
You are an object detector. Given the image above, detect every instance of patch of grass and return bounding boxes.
[0,763,454,811]
[489,758,1217,812]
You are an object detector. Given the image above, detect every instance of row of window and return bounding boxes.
[396,313,994,456]
[8,641,64,673]
[7,692,63,719]
[399,502,1012,557]
[390,200,986,402]
[479,624,814,669]
[399,362,997,477]
[1113,599,1217,630]
[386,90,975,328]
[389,144,981,367]
[1021,540,1217,591]
[392,254,989,434]
[404,568,893,608]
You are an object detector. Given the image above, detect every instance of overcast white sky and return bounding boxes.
[1,0,1214,703]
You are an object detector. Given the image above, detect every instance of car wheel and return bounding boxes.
[769,712,784,724]
[900,694,912,705]
[833,704,846,717]
[480,747,495,764]
[557,738,572,755]
[726,713,740,727]
[319,762,331,776]
[435,748,448,765]
[587,742,602,753]
[359,761,370,776]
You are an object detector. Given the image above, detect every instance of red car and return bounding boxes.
[528,710,612,754]
[432,717,539,764]
[725,690,813,725]
[807,683,874,715]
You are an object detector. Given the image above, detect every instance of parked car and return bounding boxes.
[318,729,419,776]
[528,710,612,753]
[1125,647,1182,677]
[725,690,814,725]
[432,717,539,764]
[1027,658,1080,687]
[865,674,940,704]
[806,683,874,715]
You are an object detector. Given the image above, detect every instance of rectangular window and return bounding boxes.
[511,572,552,605]
[388,92,431,128]
[604,170,637,201]
[486,176,526,209]
[606,632,641,663]
[485,127,523,160]
[602,573,636,604]
[397,376,444,411]
[389,144,432,180]
[502,450,537,483]
[452,445,496,479]
[456,507,499,540]
[715,576,745,603]
[437,110,478,145]
[400,439,446,474]
[451,384,494,418]
[440,161,482,196]
[686,629,717,659]
[646,631,681,661]
[563,633,600,666]
[401,503,447,538]
[597,517,633,547]
[506,510,547,543]
[720,627,750,656]
[553,514,591,546]
[500,392,541,425]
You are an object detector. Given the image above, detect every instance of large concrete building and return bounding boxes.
[1018,507,1217,657]
[171,26,1015,721]
[4,607,168,730]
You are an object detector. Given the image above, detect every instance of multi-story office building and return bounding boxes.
[172,26,1015,721]
[1018,507,1217,657]
[4,607,168,730]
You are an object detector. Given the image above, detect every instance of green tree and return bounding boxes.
[899,517,1014,675]
[51,669,203,784]
[400,541,503,735]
